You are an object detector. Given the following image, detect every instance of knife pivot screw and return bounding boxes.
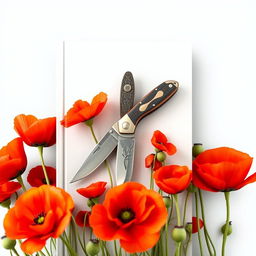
[122,121,130,130]
[123,84,132,92]
[109,129,113,134]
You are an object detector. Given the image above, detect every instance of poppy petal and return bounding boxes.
[21,237,46,254]
[235,172,256,190]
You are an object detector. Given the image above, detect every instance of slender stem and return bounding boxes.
[114,240,119,256]
[221,192,230,256]
[60,235,77,256]
[16,176,26,191]
[38,146,50,185]
[87,124,114,188]
[182,191,190,226]
[173,194,181,226]
[150,168,154,190]
[195,191,204,256]
[198,189,216,256]
[184,233,192,256]
[11,249,20,256]
[165,222,168,256]
[168,195,174,225]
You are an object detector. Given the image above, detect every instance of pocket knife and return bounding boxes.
[71,80,179,185]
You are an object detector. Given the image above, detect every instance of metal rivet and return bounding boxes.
[152,104,156,107]
[169,84,173,88]
[122,121,130,130]
[109,129,113,133]
[123,84,132,92]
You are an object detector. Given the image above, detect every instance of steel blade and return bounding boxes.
[115,134,135,185]
[70,129,118,183]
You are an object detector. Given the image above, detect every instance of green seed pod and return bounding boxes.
[2,237,16,250]
[156,152,166,162]
[86,239,100,256]
[192,143,204,158]
[172,226,187,242]
[163,196,171,208]
[221,221,232,236]
[154,148,161,153]
[185,222,192,234]
[187,183,197,193]
[0,199,11,209]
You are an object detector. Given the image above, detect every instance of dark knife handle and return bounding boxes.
[120,71,135,117]
[127,80,179,126]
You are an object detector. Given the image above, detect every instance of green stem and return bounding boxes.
[16,176,26,192]
[168,195,174,225]
[114,240,119,256]
[184,233,191,256]
[195,191,204,256]
[38,146,50,185]
[60,235,78,256]
[150,168,154,190]
[198,189,216,256]
[221,192,230,256]
[165,222,168,256]
[87,124,114,188]
[11,249,20,256]
[173,194,181,226]
[182,191,190,226]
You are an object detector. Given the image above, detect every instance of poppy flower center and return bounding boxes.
[33,212,46,225]
[118,209,135,223]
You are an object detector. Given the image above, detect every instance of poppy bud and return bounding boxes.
[185,222,192,234]
[172,226,187,242]
[221,221,232,236]
[86,239,100,256]
[156,152,166,162]
[162,196,171,208]
[1,237,16,250]
[187,183,197,193]
[0,199,11,209]
[192,143,204,158]
[155,148,161,153]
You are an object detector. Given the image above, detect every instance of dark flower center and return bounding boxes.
[33,212,46,225]
[118,208,135,223]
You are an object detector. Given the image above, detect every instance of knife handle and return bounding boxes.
[127,80,179,126]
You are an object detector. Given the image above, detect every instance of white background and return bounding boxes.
[0,0,256,255]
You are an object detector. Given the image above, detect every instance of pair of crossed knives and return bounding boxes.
[71,72,179,185]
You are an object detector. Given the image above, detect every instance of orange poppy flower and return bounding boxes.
[0,182,21,203]
[4,185,74,254]
[27,166,56,187]
[77,181,107,199]
[75,211,91,227]
[61,92,107,127]
[0,138,27,184]
[192,217,204,234]
[193,147,256,192]
[89,182,167,253]
[14,114,56,147]
[154,165,192,194]
[145,154,162,171]
[151,130,176,155]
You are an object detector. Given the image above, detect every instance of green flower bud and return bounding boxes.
[172,226,187,242]
[221,221,232,236]
[0,199,11,209]
[187,183,197,193]
[2,237,16,250]
[163,196,171,208]
[154,148,161,153]
[156,152,166,162]
[185,222,192,234]
[192,143,204,158]
[86,239,100,256]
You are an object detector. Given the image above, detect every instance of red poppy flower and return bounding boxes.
[14,114,56,147]
[77,181,107,199]
[192,217,204,233]
[61,92,107,128]
[4,185,74,254]
[75,211,91,227]
[27,166,56,187]
[193,147,256,192]
[145,154,162,171]
[154,165,192,194]
[89,182,168,253]
[0,182,21,203]
[0,138,27,184]
[151,130,176,155]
